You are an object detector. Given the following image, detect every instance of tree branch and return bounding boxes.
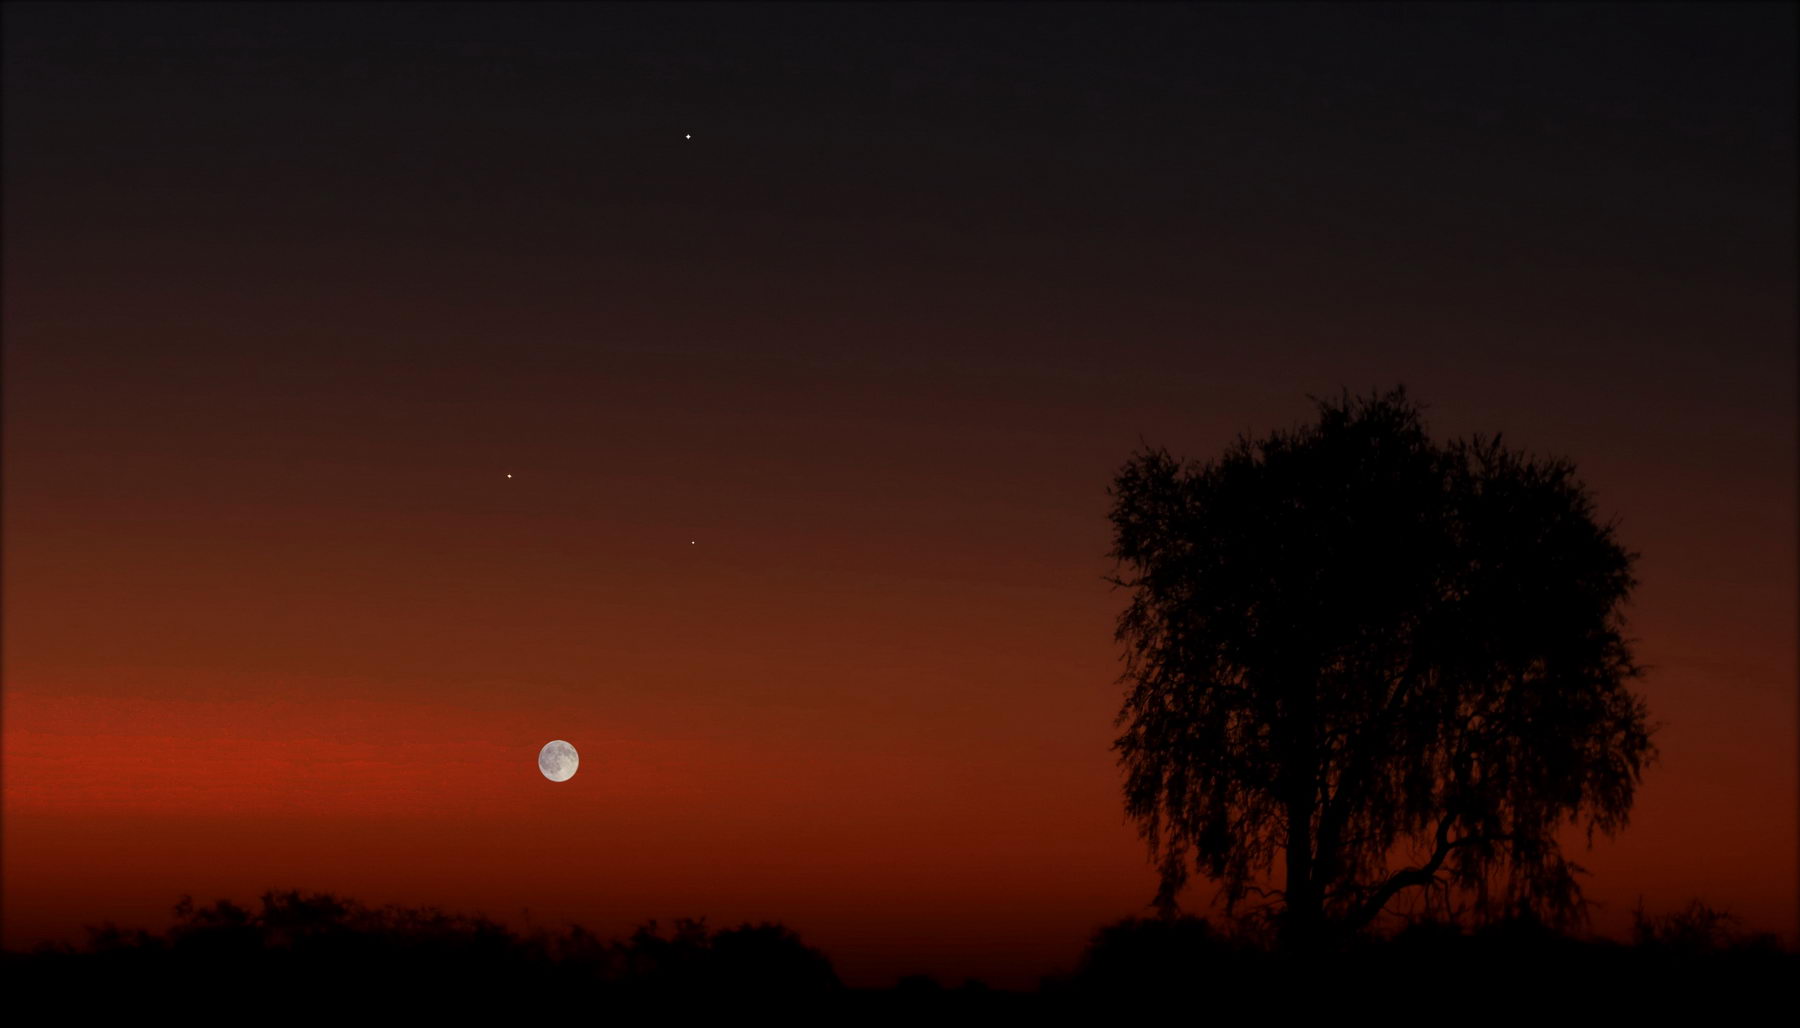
[1346,822,1513,932]
[1314,656,1427,884]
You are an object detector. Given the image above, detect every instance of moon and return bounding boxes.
[538,740,578,782]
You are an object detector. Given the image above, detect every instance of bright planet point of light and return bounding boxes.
[538,740,578,782]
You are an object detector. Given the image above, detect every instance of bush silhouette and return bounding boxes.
[4,890,1790,1016]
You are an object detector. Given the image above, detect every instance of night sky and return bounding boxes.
[4,2,1794,987]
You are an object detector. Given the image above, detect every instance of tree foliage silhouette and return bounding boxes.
[1107,388,1655,945]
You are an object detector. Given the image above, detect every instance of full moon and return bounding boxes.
[538,740,578,782]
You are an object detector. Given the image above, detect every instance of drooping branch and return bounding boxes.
[1346,820,1515,931]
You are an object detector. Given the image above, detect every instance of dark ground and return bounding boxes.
[5,891,1791,1020]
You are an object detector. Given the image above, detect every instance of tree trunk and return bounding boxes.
[1283,795,1320,950]
[1280,679,1322,952]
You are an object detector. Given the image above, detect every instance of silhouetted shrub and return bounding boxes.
[4,891,1790,1017]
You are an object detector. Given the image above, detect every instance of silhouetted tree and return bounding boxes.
[1107,388,1655,948]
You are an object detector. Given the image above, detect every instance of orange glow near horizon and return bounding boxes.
[5,391,1794,986]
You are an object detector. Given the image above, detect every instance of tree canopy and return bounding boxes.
[1107,388,1655,945]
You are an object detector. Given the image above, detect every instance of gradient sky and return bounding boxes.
[4,3,1795,987]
